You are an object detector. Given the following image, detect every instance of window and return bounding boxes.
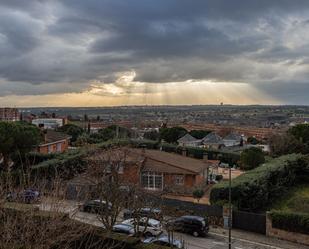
[48,145,53,153]
[56,143,62,152]
[141,172,163,190]
[174,175,184,185]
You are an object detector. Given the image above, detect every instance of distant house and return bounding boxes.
[223,133,243,147]
[177,133,201,147]
[32,118,66,129]
[37,130,71,154]
[201,132,224,149]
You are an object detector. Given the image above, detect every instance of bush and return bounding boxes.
[215,175,223,181]
[240,147,265,170]
[193,189,205,202]
[160,143,178,153]
[269,210,309,235]
[30,149,91,180]
[187,147,205,159]
[210,154,308,212]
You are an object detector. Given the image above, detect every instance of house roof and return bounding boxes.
[40,130,70,146]
[202,132,223,144]
[130,149,208,175]
[223,133,242,141]
[177,133,197,143]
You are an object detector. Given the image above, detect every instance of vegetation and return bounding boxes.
[240,147,265,170]
[0,205,169,249]
[271,184,309,214]
[189,130,211,139]
[269,124,309,157]
[143,130,160,141]
[57,124,84,142]
[159,127,187,143]
[289,123,309,143]
[0,121,41,171]
[193,189,205,203]
[269,133,305,157]
[74,125,134,145]
[269,210,309,235]
[246,136,260,145]
[210,154,309,212]
[30,148,92,180]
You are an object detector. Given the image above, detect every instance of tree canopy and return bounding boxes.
[159,127,187,143]
[240,147,265,170]
[189,130,211,139]
[0,121,40,170]
[289,124,309,143]
[57,123,84,142]
[143,130,160,141]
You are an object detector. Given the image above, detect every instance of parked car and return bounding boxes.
[167,215,209,237]
[112,224,135,236]
[6,189,40,204]
[81,199,112,214]
[122,217,163,237]
[143,235,184,248]
[123,208,162,220]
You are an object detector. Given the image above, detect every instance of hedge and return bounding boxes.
[30,148,92,180]
[269,210,309,234]
[210,154,309,212]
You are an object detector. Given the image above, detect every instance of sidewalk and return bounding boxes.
[210,226,309,249]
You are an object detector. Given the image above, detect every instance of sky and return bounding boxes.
[0,0,309,107]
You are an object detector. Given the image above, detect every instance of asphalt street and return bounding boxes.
[38,201,309,249]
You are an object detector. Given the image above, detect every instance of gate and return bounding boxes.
[232,210,266,234]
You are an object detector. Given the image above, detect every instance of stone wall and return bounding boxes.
[266,212,309,246]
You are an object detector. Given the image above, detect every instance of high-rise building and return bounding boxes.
[0,108,20,121]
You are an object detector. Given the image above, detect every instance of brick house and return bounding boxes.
[37,130,70,154]
[121,149,215,193]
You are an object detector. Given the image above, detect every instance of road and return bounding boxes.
[38,201,309,249]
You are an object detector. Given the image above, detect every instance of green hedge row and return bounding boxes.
[30,148,92,180]
[210,154,309,211]
[269,210,309,235]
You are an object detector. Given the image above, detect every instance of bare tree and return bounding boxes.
[0,157,125,249]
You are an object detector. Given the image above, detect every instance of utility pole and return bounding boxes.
[228,164,232,249]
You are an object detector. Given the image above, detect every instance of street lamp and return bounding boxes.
[228,164,232,249]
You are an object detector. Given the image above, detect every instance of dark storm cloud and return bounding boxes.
[0,0,309,102]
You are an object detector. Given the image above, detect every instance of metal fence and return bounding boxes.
[162,198,223,217]
[232,210,266,234]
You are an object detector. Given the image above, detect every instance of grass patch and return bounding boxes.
[272,184,309,214]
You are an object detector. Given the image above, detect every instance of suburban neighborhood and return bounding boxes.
[1,106,309,249]
[1,1,309,248]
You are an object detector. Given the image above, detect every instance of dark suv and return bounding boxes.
[168,215,209,237]
[81,199,112,214]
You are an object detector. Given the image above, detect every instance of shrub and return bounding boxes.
[187,147,205,159]
[240,147,265,170]
[215,175,223,181]
[193,189,205,202]
[210,154,308,212]
[30,149,91,180]
[269,210,309,235]
[160,143,178,153]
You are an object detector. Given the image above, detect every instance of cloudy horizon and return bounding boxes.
[1,0,309,106]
